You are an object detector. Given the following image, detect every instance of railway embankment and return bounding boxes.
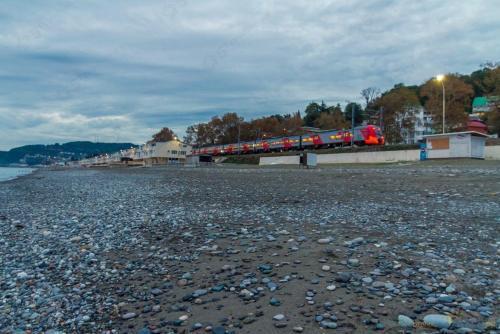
[223,144,419,164]
[225,141,500,165]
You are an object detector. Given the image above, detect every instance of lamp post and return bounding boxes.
[436,74,445,133]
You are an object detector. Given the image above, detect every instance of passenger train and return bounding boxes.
[192,125,385,156]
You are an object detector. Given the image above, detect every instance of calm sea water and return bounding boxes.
[0,167,35,182]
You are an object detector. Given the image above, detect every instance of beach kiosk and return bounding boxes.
[423,131,488,159]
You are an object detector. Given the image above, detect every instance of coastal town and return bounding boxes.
[75,92,500,168]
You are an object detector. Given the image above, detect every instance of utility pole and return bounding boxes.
[237,119,241,155]
[442,82,446,134]
[351,103,355,147]
[380,107,384,131]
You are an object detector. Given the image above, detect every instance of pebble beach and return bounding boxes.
[0,162,499,333]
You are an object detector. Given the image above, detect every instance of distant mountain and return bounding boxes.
[0,141,137,166]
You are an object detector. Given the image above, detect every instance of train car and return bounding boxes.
[192,125,384,156]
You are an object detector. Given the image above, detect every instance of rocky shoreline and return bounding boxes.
[0,162,499,333]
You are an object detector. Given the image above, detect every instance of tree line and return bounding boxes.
[150,63,500,145]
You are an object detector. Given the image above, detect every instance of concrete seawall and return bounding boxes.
[317,150,420,164]
[259,146,500,166]
[259,150,420,165]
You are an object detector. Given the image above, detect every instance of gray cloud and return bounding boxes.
[0,0,499,149]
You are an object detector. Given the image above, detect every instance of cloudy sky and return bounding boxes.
[1,0,499,150]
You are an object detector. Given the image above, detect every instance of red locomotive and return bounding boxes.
[192,125,384,156]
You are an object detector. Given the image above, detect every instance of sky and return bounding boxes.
[1,0,499,150]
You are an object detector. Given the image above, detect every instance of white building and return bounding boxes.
[397,106,434,144]
[78,141,192,167]
[424,131,488,159]
[135,140,192,165]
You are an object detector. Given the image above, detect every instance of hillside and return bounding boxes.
[0,141,137,166]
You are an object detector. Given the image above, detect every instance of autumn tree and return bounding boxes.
[343,103,364,126]
[217,113,242,144]
[463,63,500,96]
[420,75,474,133]
[314,110,349,130]
[251,116,281,137]
[361,87,381,108]
[281,112,303,134]
[183,125,197,145]
[485,102,500,135]
[374,86,421,143]
[483,65,500,95]
[303,102,323,127]
[149,127,177,143]
[184,122,220,146]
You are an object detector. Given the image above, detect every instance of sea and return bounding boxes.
[0,167,36,182]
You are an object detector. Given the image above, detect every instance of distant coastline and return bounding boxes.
[0,166,36,182]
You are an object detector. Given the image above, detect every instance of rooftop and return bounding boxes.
[472,97,489,108]
[423,131,489,138]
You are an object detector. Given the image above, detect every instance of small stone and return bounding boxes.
[243,317,256,324]
[122,312,137,320]
[438,294,455,303]
[318,238,332,244]
[326,285,336,291]
[212,326,226,334]
[293,326,304,332]
[274,322,287,328]
[423,314,452,329]
[335,272,351,283]
[16,272,28,280]
[193,289,208,297]
[259,264,273,274]
[270,297,281,306]
[372,281,386,288]
[344,237,364,247]
[322,265,331,271]
[362,277,373,284]
[273,314,285,321]
[445,284,456,293]
[267,282,278,291]
[212,284,225,292]
[177,279,188,286]
[320,320,337,329]
[348,258,359,266]
[398,315,414,328]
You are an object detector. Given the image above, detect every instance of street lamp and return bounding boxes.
[436,74,446,133]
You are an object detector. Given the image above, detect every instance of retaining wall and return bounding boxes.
[317,150,420,164]
[259,156,300,165]
[485,145,500,160]
[259,146,500,166]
